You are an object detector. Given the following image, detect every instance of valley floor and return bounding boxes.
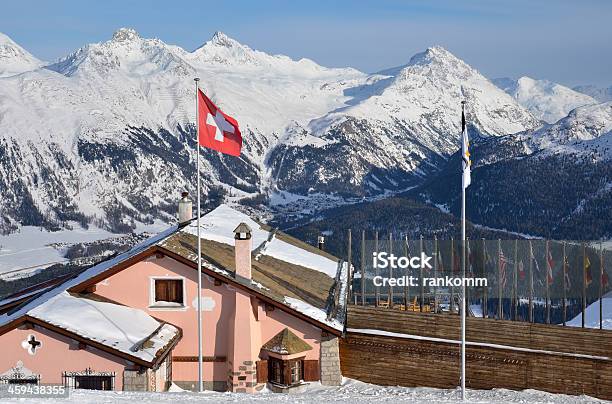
[0,378,601,403]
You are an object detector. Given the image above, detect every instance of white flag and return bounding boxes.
[461,105,471,188]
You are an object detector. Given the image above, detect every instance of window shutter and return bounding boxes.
[155,280,168,302]
[174,280,183,303]
[303,360,319,382]
[256,360,268,383]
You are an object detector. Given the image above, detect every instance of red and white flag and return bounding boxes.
[197,89,242,156]
[546,248,554,285]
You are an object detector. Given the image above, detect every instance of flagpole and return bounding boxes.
[545,240,550,324]
[600,242,604,330]
[529,240,533,323]
[582,243,586,329]
[460,100,467,401]
[482,238,487,318]
[194,77,203,392]
[497,239,502,319]
[513,239,518,321]
[562,242,567,326]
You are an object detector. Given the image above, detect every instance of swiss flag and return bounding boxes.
[197,89,242,156]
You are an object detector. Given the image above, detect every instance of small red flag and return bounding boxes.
[197,89,242,156]
[546,249,554,285]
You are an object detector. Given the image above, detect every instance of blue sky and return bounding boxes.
[1,0,611,86]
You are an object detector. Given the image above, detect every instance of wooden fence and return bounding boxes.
[341,305,612,400]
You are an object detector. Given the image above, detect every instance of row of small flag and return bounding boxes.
[404,241,609,290]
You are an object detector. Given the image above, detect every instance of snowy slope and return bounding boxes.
[493,76,597,124]
[315,47,540,142]
[529,101,612,157]
[0,29,368,234]
[567,291,612,330]
[573,84,612,103]
[0,32,43,77]
[0,30,541,234]
[268,47,540,197]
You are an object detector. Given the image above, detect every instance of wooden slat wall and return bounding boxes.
[347,305,612,357]
[341,306,612,400]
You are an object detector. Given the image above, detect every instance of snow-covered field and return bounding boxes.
[0,221,168,277]
[0,225,114,276]
[0,379,601,403]
[567,292,612,330]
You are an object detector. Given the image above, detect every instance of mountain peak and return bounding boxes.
[0,31,43,77]
[111,28,140,43]
[209,31,239,47]
[0,31,17,45]
[409,46,459,66]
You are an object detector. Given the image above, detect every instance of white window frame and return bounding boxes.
[148,276,187,311]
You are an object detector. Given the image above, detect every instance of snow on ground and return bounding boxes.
[0,378,601,403]
[0,224,115,274]
[567,292,612,330]
[0,221,170,276]
[469,304,483,318]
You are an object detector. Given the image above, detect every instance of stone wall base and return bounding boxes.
[320,333,342,386]
[123,369,148,391]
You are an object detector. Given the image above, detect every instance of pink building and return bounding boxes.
[0,205,349,393]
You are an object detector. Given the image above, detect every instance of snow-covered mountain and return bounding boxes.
[0,30,541,234]
[0,32,44,77]
[529,101,612,154]
[268,46,540,196]
[494,76,598,124]
[573,84,612,103]
[414,101,612,239]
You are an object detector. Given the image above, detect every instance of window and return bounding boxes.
[152,278,184,307]
[74,375,113,390]
[7,377,38,385]
[270,359,283,384]
[62,369,115,391]
[290,361,301,384]
[267,358,304,386]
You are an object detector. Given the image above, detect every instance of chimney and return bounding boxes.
[233,222,252,280]
[318,235,325,250]
[178,192,192,224]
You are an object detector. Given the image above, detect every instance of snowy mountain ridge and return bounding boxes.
[494,76,598,124]
[573,84,612,103]
[0,28,605,236]
[0,32,44,77]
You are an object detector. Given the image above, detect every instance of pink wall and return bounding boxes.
[0,324,129,389]
[93,254,322,383]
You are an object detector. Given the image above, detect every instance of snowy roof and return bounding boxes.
[1,205,348,335]
[160,204,349,332]
[28,292,180,363]
[0,226,178,342]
